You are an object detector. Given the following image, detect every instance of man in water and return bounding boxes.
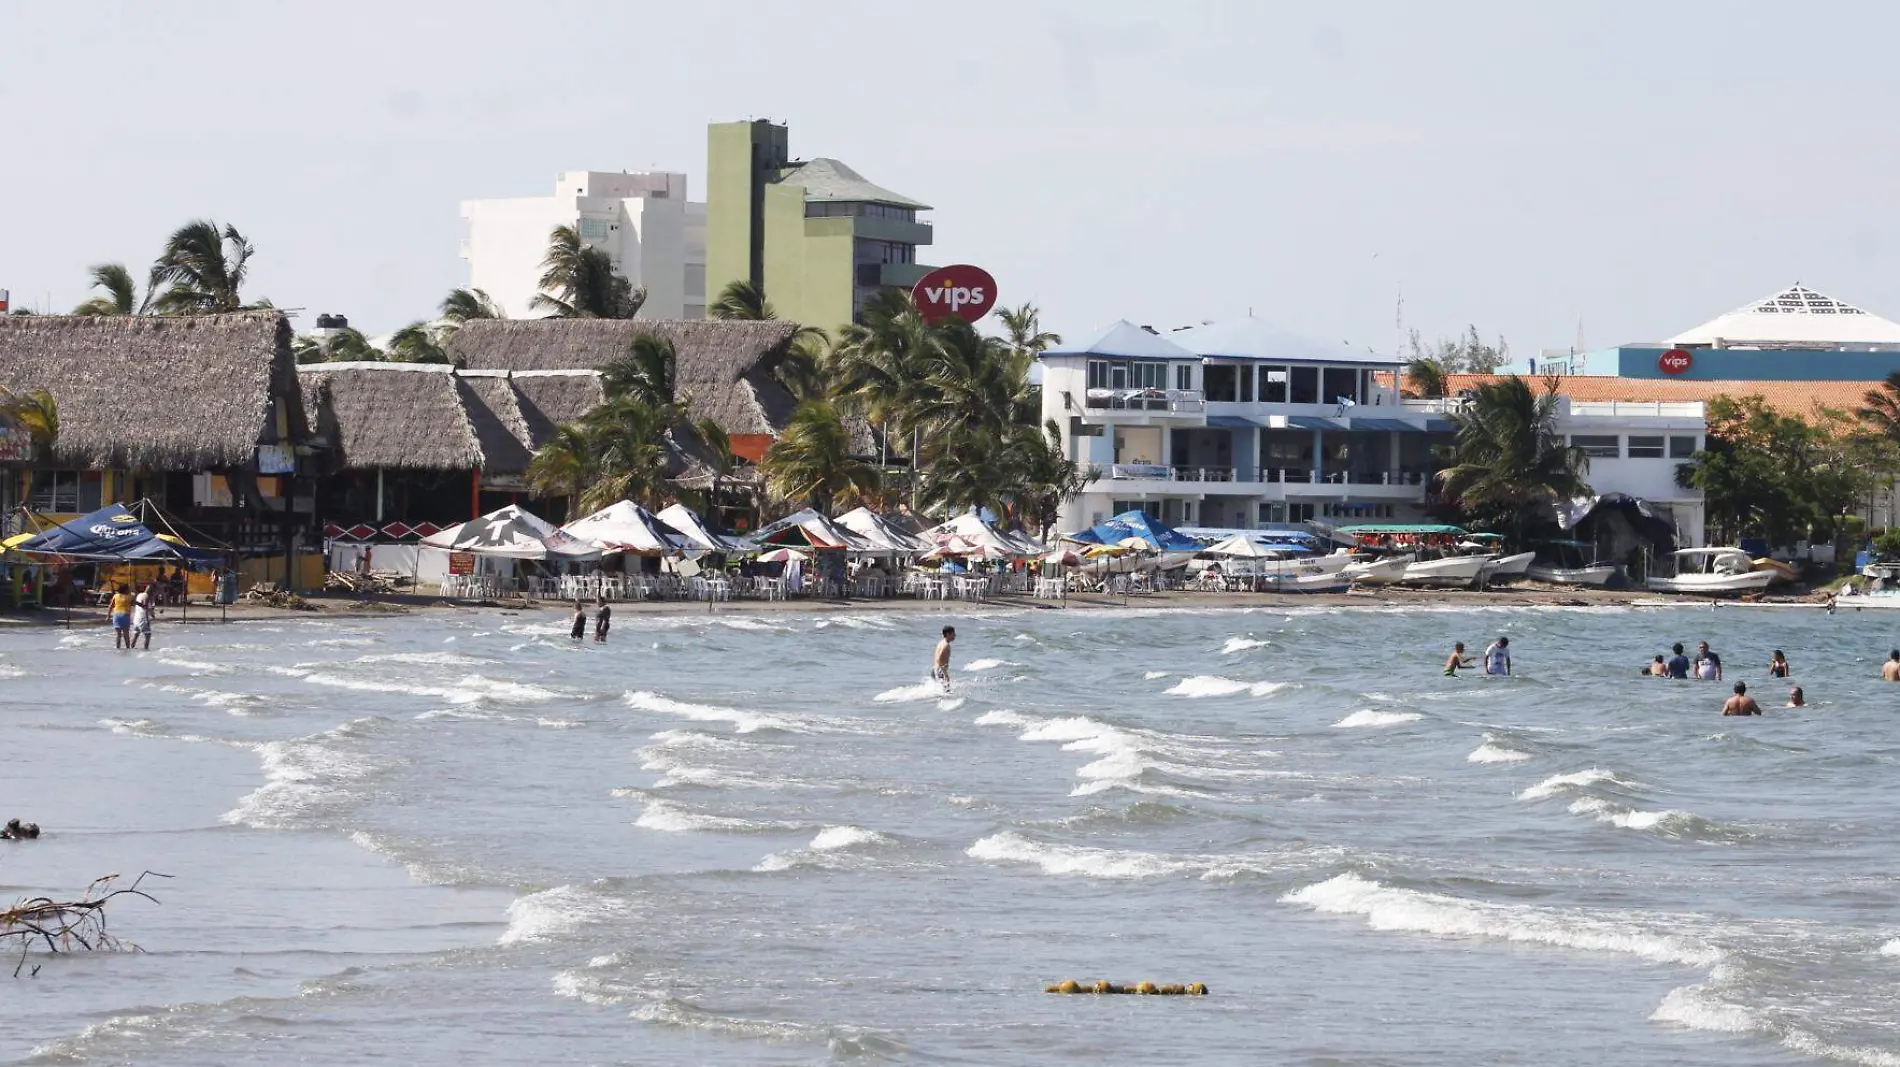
[592,596,611,644]
[1883,650,1900,681]
[1694,641,1722,681]
[1666,643,1691,679]
[1722,681,1761,716]
[1482,636,1510,677]
[1786,686,1806,708]
[106,583,134,650]
[932,625,956,690]
[1643,654,1667,677]
[131,582,158,650]
[570,600,587,641]
[1444,642,1473,676]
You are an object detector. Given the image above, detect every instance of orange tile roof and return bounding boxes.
[1381,373,1879,419]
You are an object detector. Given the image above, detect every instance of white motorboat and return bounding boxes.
[1341,554,1413,585]
[1645,548,1777,596]
[1262,569,1351,594]
[1399,553,1490,587]
[1481,551,1536,579]
[1525,563,1616,587]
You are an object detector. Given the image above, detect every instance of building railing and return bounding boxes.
[1100,465,1433,486]
[1084,388,1204,414]
[1568,400,1706,418]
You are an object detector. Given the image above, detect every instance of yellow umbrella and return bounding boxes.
[2,532,33,549]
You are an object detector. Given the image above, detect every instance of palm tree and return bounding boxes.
[579,396,673,511]
[1857,371,1900,441]
[441,287,504,324]
[1434,376,1590,545]
[1405,357,1450,399]
[692,417,744,527]
[525,423,596,518]
[292,327,383,364]
[71,264,148,316]
[386,322,452,364]
[147,220,256,313]
[710,279,773,320]
[599,335,679,410]
[758,401,879,513]
[828,290,934,473]
[0,386,60,459]
[531,225,645,319]
[995,302,1061,362]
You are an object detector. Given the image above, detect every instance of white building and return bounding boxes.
[460,170,707,321]
[1041,319,1706,545]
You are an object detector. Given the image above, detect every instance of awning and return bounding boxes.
[1286,416,1340,431]
[1206,415,1259,429]
[1349,417,1417,432]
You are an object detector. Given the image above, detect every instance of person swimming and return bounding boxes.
[1694,641,1722,681]
[1883,650,1900,682]
[1444,642,1473,676]
[1786,686,1806,708]
[1722,681,1761,716]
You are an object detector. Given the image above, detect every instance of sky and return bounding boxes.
[4,1,1899,358]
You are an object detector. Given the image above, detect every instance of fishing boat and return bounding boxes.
[1340,554,1413,585]
[1261,568,1351,593]
[1399,553,1490,587]
[1525,539,1616,587]
[1482,551,1536,579]
[1645,547,1777,596]
[1836,563,1900,609]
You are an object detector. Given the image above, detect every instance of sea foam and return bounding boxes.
[624,690,798,734]
[1517,768,1631,801]
[967,832,1194,879]
[1334,709,1424,728]
[1165,675,1286,698]
[1467,734,1532,763]
[1220,637,1269,655]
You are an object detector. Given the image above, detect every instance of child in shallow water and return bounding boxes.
[570,600,586,640]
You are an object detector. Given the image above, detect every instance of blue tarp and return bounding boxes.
[12,504,222,563]
[1066,510,1201,552]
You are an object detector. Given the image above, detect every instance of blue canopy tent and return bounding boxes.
[12,504,224,563]
[1064,510,1201,553]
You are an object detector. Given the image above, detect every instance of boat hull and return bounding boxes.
[1645,571,1777,596]
[1399,554,1490,587]
[1481,551,1536,579]
[1525,564,1616,587]
[1341,556,1412,585]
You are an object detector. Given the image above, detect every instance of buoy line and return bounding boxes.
[1044,980,1208,995]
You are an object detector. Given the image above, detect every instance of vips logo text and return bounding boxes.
[912,265,998,325]
[1657,348,1694,375]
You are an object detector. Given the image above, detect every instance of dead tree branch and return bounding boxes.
[1,871,170,977]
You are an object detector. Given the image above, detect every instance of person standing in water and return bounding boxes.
[131,582,158,651]
[1786,686,1806,708]
[1444,642,1473,676]
[107,583,134,650]
[1482,636,1510,677]
[1643,654,1667,677]
[1768,650,1791,678]
[1883,650,1900,681]
[1694,641,1723,681]
[1666,643,1691,679]
[932,625,956,690]
[592,596,611,644]
[570,600,587,641]
[1722,681,1762,716]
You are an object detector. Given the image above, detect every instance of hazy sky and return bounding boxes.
[5,1,1897,357]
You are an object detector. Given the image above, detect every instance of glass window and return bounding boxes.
[578,218,610,240]
[28,471,79,512]
[1238,364,1254,402]
[1087,361,1108,390]
[1261,367,1287,403]
[1290,367,1319,404]
[1203,365,1238,402]
[78,472,103,512]
[1288,503,1315,523]
[1627,436,1665,458]
[1669,435,1698,458]
[1175,364,1193,391]
[1322,368,1358,406]
[1571,435,1620,458]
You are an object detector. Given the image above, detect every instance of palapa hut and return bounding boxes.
[0,311,317,557]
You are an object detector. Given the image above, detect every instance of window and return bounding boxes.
[1203,365,1238,402]
[1670,435,1698,458]
[1261,367,1287,403]
[1322,368,1358,407]
[1571,435,1620,458]
[1290,366,1319,404]
[1087,361,1108,390]
[1238,364,1254,402]
[1175,364,1193,391]
[28,470,100,513]
[578,217,611,240]
[1288,503,1315,523]
[1627,435,1665,458]
[1260,502,1285,524]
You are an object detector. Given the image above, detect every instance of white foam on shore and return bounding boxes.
[1282,872,1722,968]
[1467,734,1532,763]
[1165,675,1286,698]
[222,718,384,829]
[963,658,1015,672]
[874,680,949,703]
[297,670,483,704]
[634,799,790,833]
[1879,938,1900,957]
[1651,968,1900,1067]
[100,717,159,735]
[810,825,890,850]
[624,690,798,734]
[1334,709,1424,728]
[355,650,499,667]
[152,653,232,675]
[1517,768,1631,801]
[1221,637,1269,654]
[967,832,1194,879]
[500,884,633,945]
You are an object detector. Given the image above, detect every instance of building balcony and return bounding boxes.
[1082,388,1205,415]
[1093,465,1434,493]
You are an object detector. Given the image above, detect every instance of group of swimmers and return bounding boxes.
[1443,637,1511,677]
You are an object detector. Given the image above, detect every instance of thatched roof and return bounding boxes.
[456,372,535,475]
[297,364,484,472]
[450,319,800,436]
[511,371,604,444]
[0,311,306,470]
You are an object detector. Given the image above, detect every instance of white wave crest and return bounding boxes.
[967,831,1193,879]
[810,825,890,851]
[1282,872,1722,968]
[152,654,232,675]
[1467,734,1532,763]
[1652,969,1900,1067]
[1880,938,1900,957]
[500,884,634,945]
[1165,675,1286,698]
[624,690,798,734]
[873,681,948,703]
[1518,768,1631,801]
[222,718,383,829]
[1334,709,1424,728]
[1221,637,1268,654]
[974,709,1033,728]
[1568,796,1697,832]
[963,658,1015,672]
[634,800,788,833]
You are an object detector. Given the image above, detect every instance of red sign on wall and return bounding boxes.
[1658,348,1694,375]
[912,264,997,325]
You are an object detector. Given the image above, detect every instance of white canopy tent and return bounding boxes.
[751,508,880,553]
[924,514,1033,559]
[655,503,748,554]
[421,504,601,561]
[835,507,929,554]
[1204,534,1281,559]
[562,501,695,556]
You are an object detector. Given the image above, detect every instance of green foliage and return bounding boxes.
[148,220,257,313]
[757,400,880,512]
[72,264,146,316]
[531,226,644,319]
[1434,376,1589,545]
[440,288,503,324]
[1407,325,1509,375]
[0,386,60,458]
[599,335,680,411]
[709,280,772,321]
[1874,529,1900,562]
[1403,357,1449,399]
[1681,395,1877,546]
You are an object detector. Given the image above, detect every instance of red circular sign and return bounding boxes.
[912,264,997,325]
[1658,348,1693,375]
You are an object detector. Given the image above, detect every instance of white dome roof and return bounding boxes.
[1668,284,1900,347]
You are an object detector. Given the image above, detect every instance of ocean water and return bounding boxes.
[1,604,1897,1066]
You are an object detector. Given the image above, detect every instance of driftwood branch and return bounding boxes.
[1,871,170,977]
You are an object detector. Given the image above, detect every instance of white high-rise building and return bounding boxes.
[460,171,708,321]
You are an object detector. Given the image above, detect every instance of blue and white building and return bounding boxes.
[1040,318,1708,543]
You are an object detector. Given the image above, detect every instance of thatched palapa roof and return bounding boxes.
[450,319,800,436]
[0,311,306,470]
[299,364,484,472]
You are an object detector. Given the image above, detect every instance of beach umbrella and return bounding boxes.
[757,548,809,564]
[655,502,747,553]
[1044,548,1083,567]
[562,501,695,556]
[421,504,600,561]
[1204,534,1279,559]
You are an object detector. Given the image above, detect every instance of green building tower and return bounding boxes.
[705,120,934,332]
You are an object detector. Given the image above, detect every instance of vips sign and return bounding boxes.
[912,265,997,325]
[1658,348,1694,375]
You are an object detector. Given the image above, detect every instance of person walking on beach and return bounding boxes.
[1722,681,1761,716]
[1768,650,1791,678]
[592,596,611,644]
[570,600,587,640]
[1786,686,1806,708]
[932,625,956,691]
[1482,636,1510,677]
[130,582,158,650]
[1883,650,1900,681]
[1666,643,1691,679]
[1444,642,1474,676]
[106,583,134,650]
[1694,641,1722,681]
